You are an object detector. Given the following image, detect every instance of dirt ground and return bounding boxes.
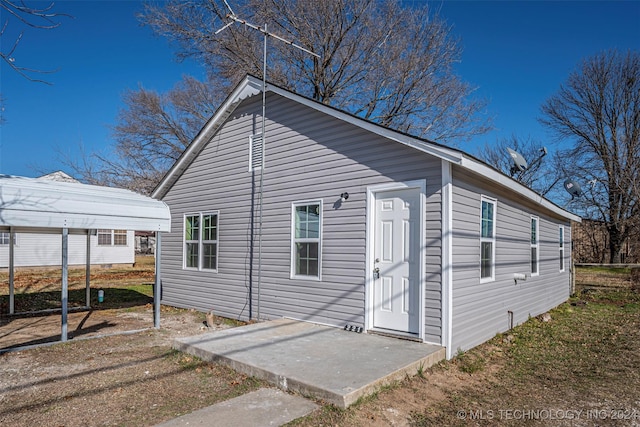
[0,304,193,350]
[0,306,267,427]
[1,264,638,426]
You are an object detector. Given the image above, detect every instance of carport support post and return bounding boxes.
[154,232,161,329]
[9,227,15,314]
[86,230,91,308]
[61,228,69,342]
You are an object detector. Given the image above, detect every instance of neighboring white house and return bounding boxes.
[0,172,135,268]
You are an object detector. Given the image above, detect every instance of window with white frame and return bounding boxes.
[97,229,127,246]
[249,133,264,171]
[184,212,218,270]
[0,232,16,246]
[531,216,539,275]
[114,230,127,246]
[291,202,322,279]
[98,229,112,245]
[480,197,496,281]
[559,225,565,272]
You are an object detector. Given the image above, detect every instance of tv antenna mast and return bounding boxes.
[214,0,320,321]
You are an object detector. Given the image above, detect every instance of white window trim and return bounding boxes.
[559,225,565,272]
[0,231,17,246]
[97,229,128,246]
[183,211,219,272]
[97,229,112,246]
[249,133,264,172]
[113,229,128,246]
[290,200,323,281]
[480,196,497,283]
[184,214,199,270]
[531,216,540,276]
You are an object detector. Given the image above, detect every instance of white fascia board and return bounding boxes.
[265,83,464,164]
[0,176,172,232]
[153,75,462,198]
[1,210,170,231]
[152,76,262,199]
[262,81,577,223]
[459,156,582,222]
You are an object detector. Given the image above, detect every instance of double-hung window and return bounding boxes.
[114,230,127,246]
[559,226,565,272]
[480,197,496,282]
[97,229,127,246]
[98,229,112,245]
[291,202,322,279]
[184,212,219,271]
[0,232,16,246]
[531,216,539,275]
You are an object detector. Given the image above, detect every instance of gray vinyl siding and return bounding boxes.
[0,231,135,268]
[161,92,443,343]
[450,167,571,352]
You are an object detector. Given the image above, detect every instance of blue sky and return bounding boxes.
[0,0,638,178]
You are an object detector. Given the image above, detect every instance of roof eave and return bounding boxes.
[152,75,581,224]
[459,156,582,222]
[151,76,262,199]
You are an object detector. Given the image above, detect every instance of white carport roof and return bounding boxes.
[0,175,171,232]
[0,175,170,351]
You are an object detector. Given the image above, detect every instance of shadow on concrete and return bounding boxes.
[174,318,445,408]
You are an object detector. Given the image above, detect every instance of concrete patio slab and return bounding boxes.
[173,318,445,408]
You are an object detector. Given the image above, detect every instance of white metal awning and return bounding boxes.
[0,174,171,350]
[0,175,171,232]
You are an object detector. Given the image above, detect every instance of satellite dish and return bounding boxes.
[507,148,528,176]
[563,178,582,199]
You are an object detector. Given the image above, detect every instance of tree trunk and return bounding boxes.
[608,225,623,263]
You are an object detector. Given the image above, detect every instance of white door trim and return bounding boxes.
[365,179,426,341]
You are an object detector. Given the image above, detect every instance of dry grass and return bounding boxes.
[0,257,157,315]
[1,257,266,426]
[2,263,638,426]
[0,318,267,427]
[292,269,640,426]
[575,265,634,290]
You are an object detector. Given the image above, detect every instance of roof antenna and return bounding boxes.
[214,1,320,322]
[527,146,547,171]
[563,178,582,200]
[507,147,528,177]
[506,146,547,180]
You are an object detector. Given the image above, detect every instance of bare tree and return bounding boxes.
[62,74,224,194]
[0,0,69,83]
[477,135,563,197]
[540,49,640,263]
[72,0,491,193]
[139,0,490,142]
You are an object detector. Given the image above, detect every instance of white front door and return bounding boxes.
[372,187,420,335]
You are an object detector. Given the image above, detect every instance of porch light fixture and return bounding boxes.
[340,192,349,201]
